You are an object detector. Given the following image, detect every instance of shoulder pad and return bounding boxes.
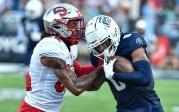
[116,32,147,55]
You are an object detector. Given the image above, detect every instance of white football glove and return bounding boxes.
[103,57,116,79]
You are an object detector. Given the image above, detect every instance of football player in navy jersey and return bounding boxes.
[85,15,164,112]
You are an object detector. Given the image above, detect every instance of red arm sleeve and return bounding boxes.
[74,60,96,77]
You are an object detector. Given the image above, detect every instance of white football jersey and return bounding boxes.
[25,36,78,112]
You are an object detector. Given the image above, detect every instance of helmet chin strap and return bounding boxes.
[93,50,104,60]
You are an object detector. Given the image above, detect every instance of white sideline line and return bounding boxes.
[0,63,24,73]
[173,107,179,112]
[0,88,92,100]
[0,88,25,100]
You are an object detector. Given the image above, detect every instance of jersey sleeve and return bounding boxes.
[119,33,147,55]
[37,38,66,61]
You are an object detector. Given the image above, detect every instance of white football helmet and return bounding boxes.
[85,15,121,58]
[43,3,84,45]
[25,0,44,20]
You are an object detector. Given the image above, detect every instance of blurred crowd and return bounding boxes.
[0,0,179,70]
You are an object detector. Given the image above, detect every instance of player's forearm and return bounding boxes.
[74,67,103,90]
[113,60,152,86]
[53,68,84,96]
[66,67,103,95]
[53,67,102,96]
[87,71,105,91]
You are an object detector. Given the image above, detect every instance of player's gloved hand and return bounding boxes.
[103,57,116,79]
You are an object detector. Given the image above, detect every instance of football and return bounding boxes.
[111,56,134,72]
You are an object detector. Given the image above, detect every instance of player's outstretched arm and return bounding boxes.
[41,57,103,96]
[73,60,105,91]
[86,71,105,91]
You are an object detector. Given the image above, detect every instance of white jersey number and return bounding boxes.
[109,79,126,91]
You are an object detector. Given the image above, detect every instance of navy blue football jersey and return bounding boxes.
[90,32,163,112]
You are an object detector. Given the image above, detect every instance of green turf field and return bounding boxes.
[0,74,179,112]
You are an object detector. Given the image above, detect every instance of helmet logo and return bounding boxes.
[53,7,67,16]
[99,16,111,27]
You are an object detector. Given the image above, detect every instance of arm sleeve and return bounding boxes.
[74,60,96,77]
[112,60,153,87]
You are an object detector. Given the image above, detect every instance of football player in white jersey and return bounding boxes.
[18,3,104,112]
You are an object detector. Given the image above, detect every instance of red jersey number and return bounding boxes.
[26,71,65,92]
[55,81,65,92]
[25,71,32,91]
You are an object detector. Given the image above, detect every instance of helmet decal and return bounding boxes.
[99,16,111,27]
[53,7,67,16]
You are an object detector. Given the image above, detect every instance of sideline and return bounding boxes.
[173,107,179,112]
[0,88,92,101]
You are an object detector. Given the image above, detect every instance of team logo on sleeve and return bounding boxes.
[136,38,143,46]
